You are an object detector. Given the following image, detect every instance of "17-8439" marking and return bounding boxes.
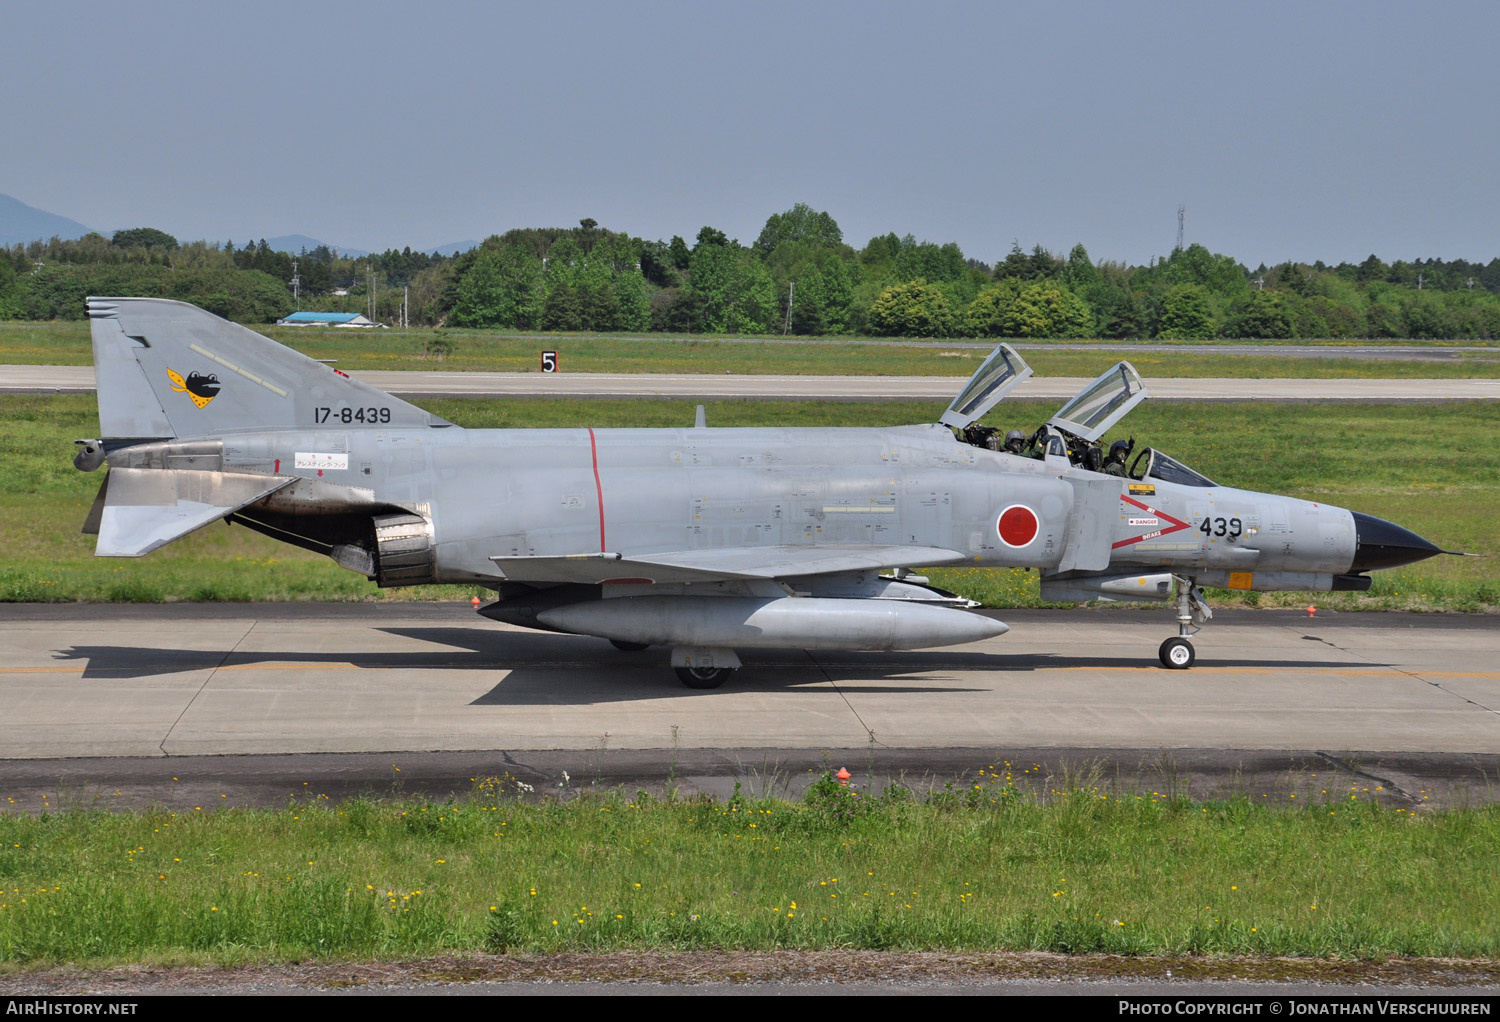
[315,406,390,424]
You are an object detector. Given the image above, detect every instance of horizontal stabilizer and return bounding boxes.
[490,545,969,584]
[95,467,291,557]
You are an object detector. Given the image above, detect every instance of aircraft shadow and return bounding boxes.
[381,628,1371,672]
[51,626,1378,708]
[50,637,987,704]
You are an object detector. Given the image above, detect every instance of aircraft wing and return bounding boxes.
[490,545,970,585]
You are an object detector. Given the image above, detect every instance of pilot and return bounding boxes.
[1103,439,1131,476]
[1002,429,1027,456]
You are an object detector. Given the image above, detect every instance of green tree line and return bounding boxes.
[6,210,1500,339]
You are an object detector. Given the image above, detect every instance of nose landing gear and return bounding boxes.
[1160,576,1212,669]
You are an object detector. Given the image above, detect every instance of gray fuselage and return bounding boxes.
[217,421,1358,588]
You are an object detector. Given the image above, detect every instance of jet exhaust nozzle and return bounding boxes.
[73,440,106,472]
[1348,511,1442,573]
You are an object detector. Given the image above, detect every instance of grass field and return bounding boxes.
[5,320,1500,378]
[1,395,1493,609]
[2,778,1497,966]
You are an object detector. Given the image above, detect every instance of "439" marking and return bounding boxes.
[1199,515,1242,539]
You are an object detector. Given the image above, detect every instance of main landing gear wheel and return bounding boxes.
[675,666,735,689]
[609,639,651,651]
[1159,636,1195,669]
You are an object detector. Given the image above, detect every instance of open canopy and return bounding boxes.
[1046,361,1148,442]
[939,343,1034,429]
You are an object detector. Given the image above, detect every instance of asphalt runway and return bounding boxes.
[390,334,1500,360]
[5,364,1499,401]
[2,603,1496,809]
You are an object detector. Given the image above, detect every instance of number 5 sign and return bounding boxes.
[541,351,558,373]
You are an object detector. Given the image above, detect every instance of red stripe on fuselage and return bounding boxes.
[588,427,606,551]
[1111,493,1192,549]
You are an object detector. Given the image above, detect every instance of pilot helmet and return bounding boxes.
[1109,439,1131,459]
[1004,429,1025,445]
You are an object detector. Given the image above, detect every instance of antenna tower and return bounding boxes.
[1176,204,1185,251]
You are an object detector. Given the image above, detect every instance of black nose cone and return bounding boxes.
[1349,511,1442,572]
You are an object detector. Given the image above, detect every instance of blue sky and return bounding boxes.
[4,1,1497,266]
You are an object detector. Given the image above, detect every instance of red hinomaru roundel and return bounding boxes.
[996,504,1039,547]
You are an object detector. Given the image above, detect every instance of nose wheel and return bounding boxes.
[1159,636,1195,669]
[1158,575,1211,670]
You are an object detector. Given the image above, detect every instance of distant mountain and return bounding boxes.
[265,235,368,259]
[267,234,477,258]
[0,193,93,246]
[0,206,474,260]
[424,240,479,257]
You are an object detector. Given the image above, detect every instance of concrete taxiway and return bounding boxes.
[5,364,1499,401]
[2,603,1496,760]
[2,604,1497,810]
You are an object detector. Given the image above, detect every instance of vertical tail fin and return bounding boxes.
[87,297,451,438]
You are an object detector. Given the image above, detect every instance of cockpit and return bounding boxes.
[1127,448,1217,487]
[942,343,1217,487]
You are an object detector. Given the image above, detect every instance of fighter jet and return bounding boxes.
[75,297,1450,687]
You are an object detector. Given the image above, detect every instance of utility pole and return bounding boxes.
[1176,203,1185,252]
[290,260,301,310]
[1253,277,1265,291]
[783,280,795,335]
